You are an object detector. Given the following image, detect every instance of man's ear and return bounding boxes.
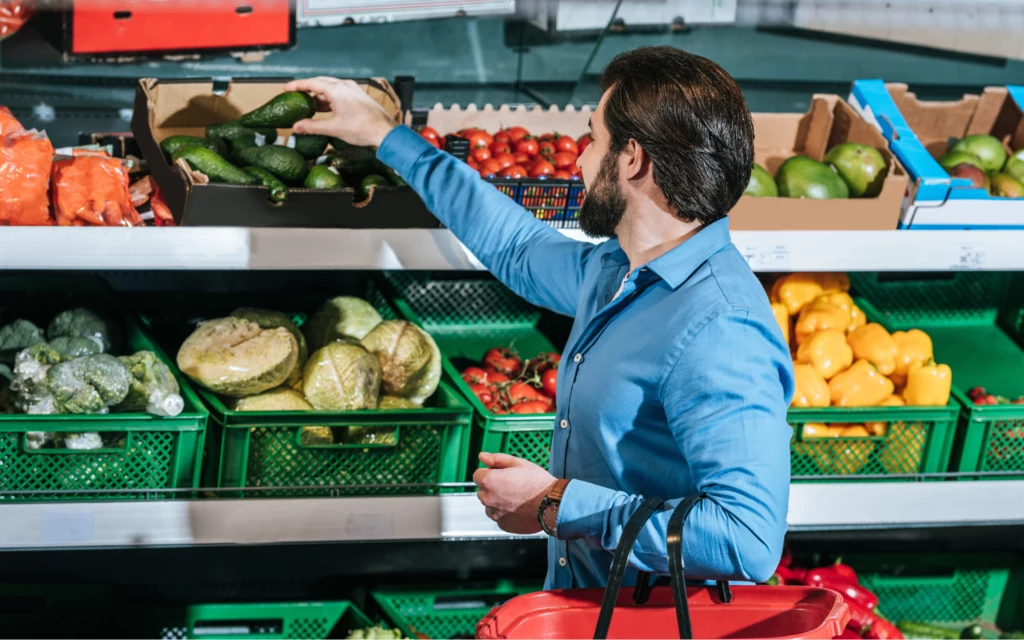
[623,139,646,180]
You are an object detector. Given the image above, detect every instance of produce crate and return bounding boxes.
[386,274,570,470]
[163,600,372,640]
[484,178,586,228]
[848,553,1013,628]
[0,276,207,501]
[372,581,538,640]
[139,279,472,497]
[852,272,1024,477]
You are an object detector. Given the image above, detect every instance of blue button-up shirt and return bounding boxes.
[379,126,794,589]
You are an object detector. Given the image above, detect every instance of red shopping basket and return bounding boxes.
[477,495,850,639]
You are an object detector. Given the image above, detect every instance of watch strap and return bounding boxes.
[538,478,570,536]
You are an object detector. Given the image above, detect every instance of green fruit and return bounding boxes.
[949,134,1007,173]
[744,163,778,197]
[824,142,887,198]
[240,91,317,128]
[235,145,309,183]
[230,132,261,156]
[386,166,407,187]
[938,150,986,171]
[171,147,256,186]
[160,135,220,158]
[304,165,344,189]
[206,120,278,144]
[989,173,1024,198]
[328,145,380,185]
[291,134,330,159]
[329,137,349,152]
[775,156,849,199]
[947,163,990,191]
[244,166,289,202]
[359,174,390,199]
[1004,157,1024,183]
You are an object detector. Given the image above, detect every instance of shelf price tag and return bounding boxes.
[41,509,94,545]
[741,244,790,271]
[950,244,985,271]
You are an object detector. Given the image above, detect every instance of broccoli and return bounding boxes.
[49,336,102,360]
[46,308,117,353]
[11,343,63,414]
[63,432,104,450]
[45,353,131,414]
[116,351,184,417]
[0,319,45,351]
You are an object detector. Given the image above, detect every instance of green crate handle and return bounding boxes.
[21,431,133,455]
[294,425,400,449]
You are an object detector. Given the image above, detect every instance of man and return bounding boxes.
[285,45,793,589]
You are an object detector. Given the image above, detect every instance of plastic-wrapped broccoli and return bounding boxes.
[0,319,45,351]
[11,343,63,414]
[46,353,131,414]
[47,308,118,353]
[49,336,102,360]
[116,351,184,417]
[63,432,104,450]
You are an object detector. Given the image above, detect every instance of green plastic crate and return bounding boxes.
[0,276,208,501]
[140,280,472,497]
[853,272,1024,477]
[161,600,372,639]
[848,553,1012,628]
[387,274,563,470]
[372,581,537,639]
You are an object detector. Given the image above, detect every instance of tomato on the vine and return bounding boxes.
[552,151,577,170]
[515,139,539,157]
[508,381,546,405]
[484,348,522,376]
[484,371,510,389]
[466,130,494,149]
[555,135,579,155]
[506,126,530,143]
[527,352,561,374]
[462,366,489,384]
[488,403,509,414]
[468,383,493,405]
[511,400,552,414]
[541,369,557,398]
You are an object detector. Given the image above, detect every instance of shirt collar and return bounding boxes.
[646,217,731,289]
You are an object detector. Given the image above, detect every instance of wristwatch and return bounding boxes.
[537,478,570,537]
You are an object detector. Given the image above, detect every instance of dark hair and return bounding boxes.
[600,46,754,225]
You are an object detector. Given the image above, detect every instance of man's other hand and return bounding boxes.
[282,77,397,148]
[474,452,557,535]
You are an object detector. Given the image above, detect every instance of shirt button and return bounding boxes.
[559,419,568,429]
[573,353,583,363]
[559,557,567,567]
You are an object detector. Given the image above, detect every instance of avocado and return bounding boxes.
[240,92,317,129]
[244,166,289,202]
[304,165,344,189]
[208,136,231,158]
[1004,157,1024,183]
[329,137,348,152]
[235,145,309,183]
[775,156,849,199]
[327,146,380,185]
[744,163,777,197]
[949,134,1007,173]
[385,166,407,187]
[359,174,390,199]
[229,132,265,157]
[206,120,278,144]
[824,142,887,197]
[171,147,256,186]
[948,163,990,191]
[160,135,221,158]
[990,173,1024,198]
[291,134,330,159]
[938,150,985,171]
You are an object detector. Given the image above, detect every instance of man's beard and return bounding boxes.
[578,152,627,238]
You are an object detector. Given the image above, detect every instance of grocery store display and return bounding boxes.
[459,349,558,415]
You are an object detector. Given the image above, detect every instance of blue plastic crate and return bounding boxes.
[487,178,585,228]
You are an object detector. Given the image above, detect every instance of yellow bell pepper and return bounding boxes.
[791,364,830,407]
[796,328,853,379]
[795,296,852,345]
[847,323,899,375]
[799,423,874,474]
[902,360,952,406]
[880,394,905,406]
[865,422,888,436]
[819,291,854,316]
[892,329,934,377]
[801,423,844,438]
[815,272,850,293]
[771,274,823,315]
[771,302,790,347]
[829,359,895,407]
[848,304,867,333]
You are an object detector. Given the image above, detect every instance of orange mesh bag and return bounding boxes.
[0,131,55,226]
[0,106,23,137]
[51,154,143,227]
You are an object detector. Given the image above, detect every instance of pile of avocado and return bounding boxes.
[158,91,404,203]
[936,134,1024,198]
[744,142,889,200]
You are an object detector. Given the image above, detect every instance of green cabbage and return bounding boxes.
[361,321,441,405]
[302,340,381,411]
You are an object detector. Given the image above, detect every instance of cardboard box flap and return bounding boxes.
[423,104,594,138]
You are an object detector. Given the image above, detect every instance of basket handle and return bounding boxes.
[667,493,733,638]
[593,496,665,639]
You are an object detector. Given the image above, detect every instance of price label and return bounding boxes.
[741,244,790,271]
[951,244,985,271]
[42,509,94,545]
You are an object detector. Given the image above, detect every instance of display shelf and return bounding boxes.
[0,227,1019,272]
[1,480,1022,551]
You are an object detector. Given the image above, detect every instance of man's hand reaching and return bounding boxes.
[474,452,557,535]
[283,77,397,148]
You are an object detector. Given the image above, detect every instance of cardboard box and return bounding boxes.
[132,76,439,228]
[729,94,909,231]
[849,80,1024,229]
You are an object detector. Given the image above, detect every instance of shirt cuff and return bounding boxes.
[556,479,617,541]
[376,125,434,178]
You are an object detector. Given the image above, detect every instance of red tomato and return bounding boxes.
[541,369,557,398]
[506,126,530,143]
[490,141,512,155]
[466,130,494,149]
[538,141,556,158]
[488,403,509,415]
[478,158,503,178]
[514,152,531,165]
[515,139,539,157]
[529,159,555,178]
[500,165,528,179]
[511,400,553,414]
[537,132,555,143]
[471,147,492,163]
[468,156,479,170]
[552,170,573,180]
[484,348,522,376]
[568,164,583,178]
[485,371,510,389]
[552,151,577,170]
[577,133,592,154]
[527,352,561,374]
[419,126,441,144]
[493,152,516,169]
[458,128,481,137]
[493,130,512,145]
[468,383,493,405]
[555,135,579,155]
[462,366,489,384]
[508,381,545,405]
